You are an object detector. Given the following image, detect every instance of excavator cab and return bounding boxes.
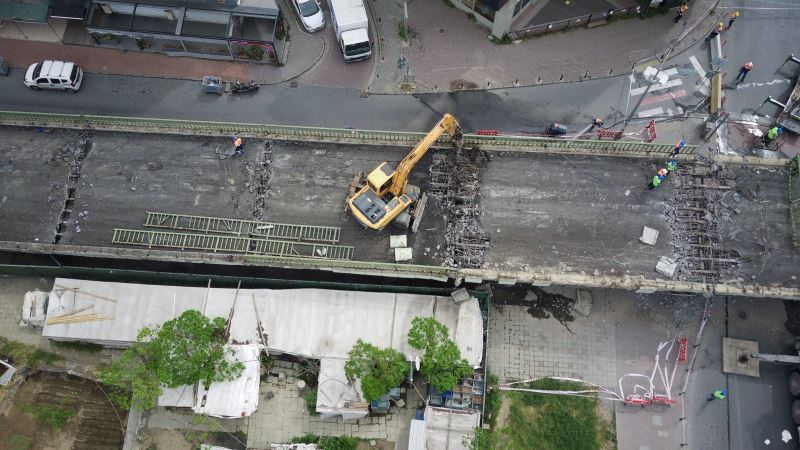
[346,114,462,231]
[366,162,396,196]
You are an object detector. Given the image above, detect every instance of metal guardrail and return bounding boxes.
[112,228,354,260]
[508,6,639,41]
[144,211,341,243]
[791,155,800,248]
[0,110,695,156]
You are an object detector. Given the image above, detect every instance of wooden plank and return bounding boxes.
[710,73,722,114]
[411,193,428,234]
[48,305,93,320]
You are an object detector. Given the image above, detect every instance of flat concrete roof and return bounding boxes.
[0,126,797,288]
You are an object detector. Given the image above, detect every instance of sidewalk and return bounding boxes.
[0,0,324,85]
[368,0,719,93]
[0,0,716,94]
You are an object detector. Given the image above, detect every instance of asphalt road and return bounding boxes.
[718,2,800,120]
[0,67,632,133]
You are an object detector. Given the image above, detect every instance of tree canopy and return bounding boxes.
[344,339,408,403]
[408,317,473,392]
[99,309,244,410]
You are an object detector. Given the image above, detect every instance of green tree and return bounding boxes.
[408,317,473,392]
[344,339,407,403]
[99,310,244,410]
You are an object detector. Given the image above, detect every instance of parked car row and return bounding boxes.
[292,0,372,62]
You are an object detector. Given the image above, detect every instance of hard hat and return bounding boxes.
[778,127,783,133]
[658,168,667,177]
[734,11,740,17]
[720,390,727,395]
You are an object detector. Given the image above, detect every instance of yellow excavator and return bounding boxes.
[346,114,463,230]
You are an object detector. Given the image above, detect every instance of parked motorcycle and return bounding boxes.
[231,80,260,94]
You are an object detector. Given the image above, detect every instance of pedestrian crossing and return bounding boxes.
[628,54,711,119]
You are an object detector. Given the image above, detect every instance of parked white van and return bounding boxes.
[24,60,83,93]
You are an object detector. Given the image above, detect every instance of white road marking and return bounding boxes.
[630,79,683,96]
[659,68,678,77]
[735,78,792,89]
[688,55,707,79]
[638,107,664,118]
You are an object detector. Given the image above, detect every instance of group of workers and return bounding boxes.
[647,140,684,191]
[706,11,740,41]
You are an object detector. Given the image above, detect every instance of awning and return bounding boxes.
[51,0,87,20]
[0,0,50,23]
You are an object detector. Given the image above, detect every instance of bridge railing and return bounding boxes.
[0,110,696,156]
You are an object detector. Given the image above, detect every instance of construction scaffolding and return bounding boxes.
[143,211,341,243]
[111,228,354,260]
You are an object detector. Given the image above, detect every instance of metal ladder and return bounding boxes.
[143,211,341,243]
[112,228,354,260]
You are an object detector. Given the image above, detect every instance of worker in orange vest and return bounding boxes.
[233,136,244,156]
[735,62,753,84]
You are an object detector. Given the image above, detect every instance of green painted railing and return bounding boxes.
[0,110,696,156]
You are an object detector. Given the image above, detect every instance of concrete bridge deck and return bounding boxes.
[0,126,797,294]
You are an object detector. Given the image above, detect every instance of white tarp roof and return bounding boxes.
[42,279,483,367]
[424,406,480,450]
[316,358,368,421]
[41,279,485,418]
[408,419,426,450]
[42,279,240,347]
[192,344,260,418]
[158,385,196,408]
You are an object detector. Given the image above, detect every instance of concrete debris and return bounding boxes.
[656,256,677,278]
[451,287,471,303]
[395,247,413,262]
[390,234,408,248]
[428,149,490,269]
[573,289,593,317]
[247,141,273,220]
[52,130,93,245]
[665,163,740,283]
[640,226,659,245]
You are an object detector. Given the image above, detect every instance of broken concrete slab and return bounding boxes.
[390,235,408,249]
[722,337,760,377]
[451,288,471,303]
[640,226,659,246]
[573,289,593,317]
[395,248,413,262]
[655,257,677,278]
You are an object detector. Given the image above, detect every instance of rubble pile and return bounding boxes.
[247,141,273,221]
[666,161,740,283]
[428,148,490,268]
[51,131,93,244]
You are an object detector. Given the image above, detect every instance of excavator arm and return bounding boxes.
[347,114,462,230]
[389,113,463,196]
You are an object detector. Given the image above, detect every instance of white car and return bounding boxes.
[24,60,83,93]
[292,0,325,32]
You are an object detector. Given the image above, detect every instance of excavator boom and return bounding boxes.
[347,114,462,230]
